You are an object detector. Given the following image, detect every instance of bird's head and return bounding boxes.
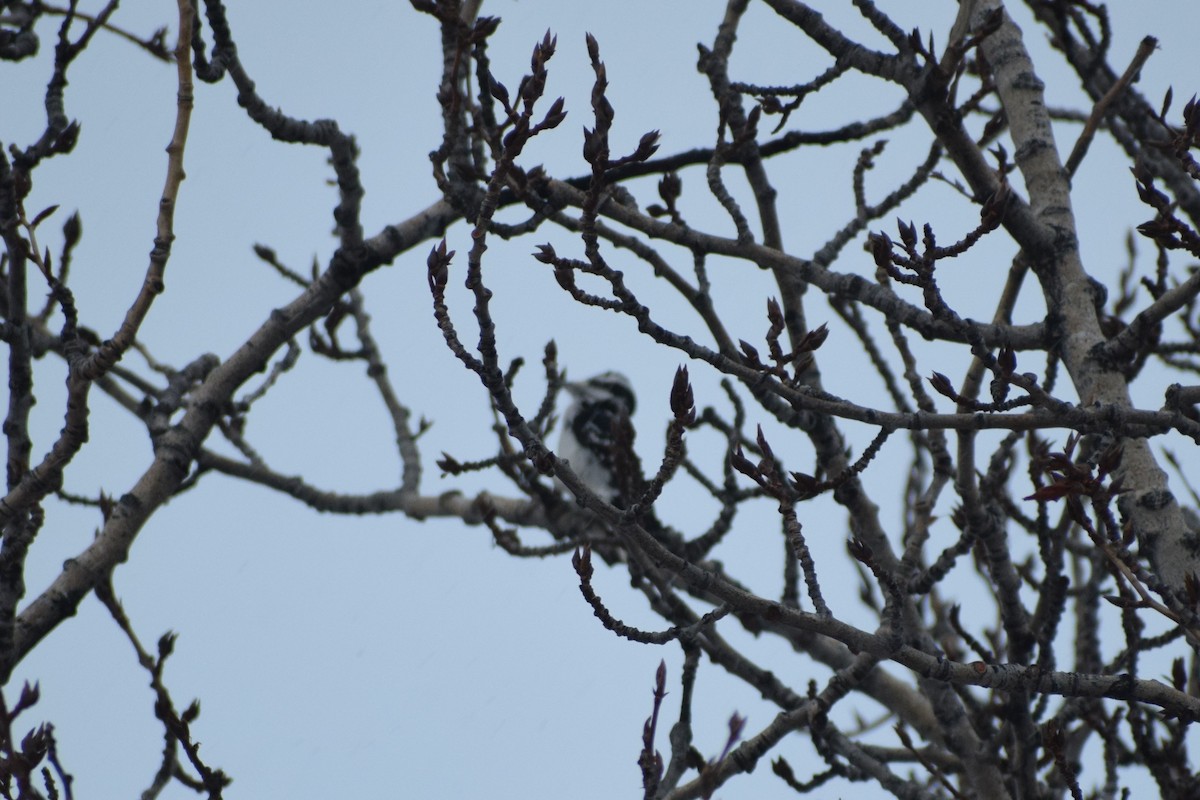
[564,371,636,415]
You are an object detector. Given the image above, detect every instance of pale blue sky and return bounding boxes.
[7,2,1200,797]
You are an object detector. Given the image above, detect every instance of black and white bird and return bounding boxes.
[556,371,638,507]
[556,371,683,558]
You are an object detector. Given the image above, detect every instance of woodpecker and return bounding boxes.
[556,371,687,561]
[556,371,638,507]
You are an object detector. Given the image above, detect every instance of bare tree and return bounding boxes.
[3,0,1200,797]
